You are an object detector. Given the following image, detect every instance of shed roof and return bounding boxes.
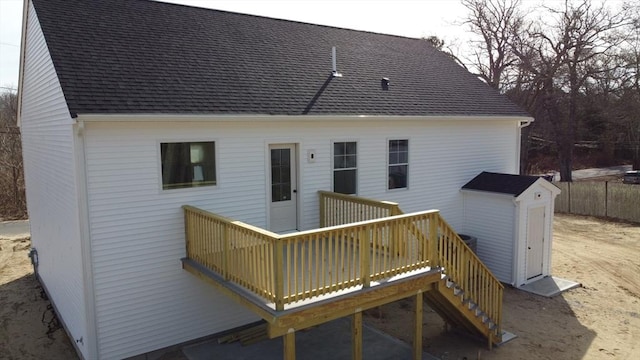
[461,172,542,196]
[30,0,531,118]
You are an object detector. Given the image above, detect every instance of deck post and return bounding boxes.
[183,208,191,258]
[360,228,370,288]
[319,192,326,227]
[223,224,229,280]
[429,214,438,267]
[414,291,423,360]
[275,239,285,311]
[352,311,363,360]
[284,331,296,360]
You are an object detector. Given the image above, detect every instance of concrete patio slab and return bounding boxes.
[519,276,581,297]
[182,318,439,360]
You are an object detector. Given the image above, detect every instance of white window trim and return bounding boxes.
[331,140,358,195]
[387,138,409,191]
[157,138,220,193]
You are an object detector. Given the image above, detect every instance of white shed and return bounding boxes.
[461,172,560,287]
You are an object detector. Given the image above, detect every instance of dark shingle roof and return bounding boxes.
[462,172,541,196]
[31,0,531,117]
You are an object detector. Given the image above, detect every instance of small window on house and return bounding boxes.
[161,142,216,190]
[333,141,357,194]
[388,139,408,189]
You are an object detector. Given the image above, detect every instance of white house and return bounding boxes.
[18,0,533,359]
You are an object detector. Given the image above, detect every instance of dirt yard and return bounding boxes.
[366,214,640,360]
[1,214,639,359]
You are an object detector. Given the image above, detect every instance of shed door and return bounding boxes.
[526,206,545,279]
[269,144,298,233]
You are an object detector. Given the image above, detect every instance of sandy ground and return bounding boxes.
[1,214,639,359]
[365,214,640,360]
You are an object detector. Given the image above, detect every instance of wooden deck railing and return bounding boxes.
[317,191,503,334]
[183,205,438,311]
[435,215,503,333]
[318,190,402,227]
[183,206,278,303]
[184,191,503,336]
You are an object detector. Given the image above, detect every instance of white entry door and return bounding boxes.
[269,144,298,233]
[526,206,545,280]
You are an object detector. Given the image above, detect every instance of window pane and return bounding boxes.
[346,142,357,155]
[399,151,408,163]
[334,142,345,156]
[334,155,345,169]
[272,185,282,202]
[334,169,356,194]
[271,149,291,202]
[345,155,357,168]
[389,152,398,165]
[281,149,290,166]
[271,167,281,183]
[161,142,216,189]
[281,166,291,183]
[271,149,280,166]
[389,165,408,189]
[388,140,408,189]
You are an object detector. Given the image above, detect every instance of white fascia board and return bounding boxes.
[459,188,517,200]
[75,113,533,123]
[16,0,30,127]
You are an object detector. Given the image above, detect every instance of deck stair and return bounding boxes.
[425,275,501,347]
[318,191,503,346]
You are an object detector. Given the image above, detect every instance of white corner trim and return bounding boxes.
[16,0,30,127]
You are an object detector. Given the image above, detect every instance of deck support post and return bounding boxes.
[414,291,423,360]
[223,224,229,280]
[275,240,285,311]
[352,311,363,360]
[283,331,295,360]
[360,229,370,288]
[429,214,438,267]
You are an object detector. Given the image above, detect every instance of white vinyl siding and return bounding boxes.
[19,2,88,358]
[83,118,518,358]
[462,192,516,284]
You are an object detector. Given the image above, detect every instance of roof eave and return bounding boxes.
[75,113,534,123]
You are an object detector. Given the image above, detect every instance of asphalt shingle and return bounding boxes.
[31,0,531,117]
[461,172,542,196]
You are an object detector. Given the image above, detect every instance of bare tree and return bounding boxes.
[461,0,524,90]
[0,90,26,219]
[614,7,640,169]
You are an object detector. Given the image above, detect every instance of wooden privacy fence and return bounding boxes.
[555,182,640,223]
[183,205,439,311]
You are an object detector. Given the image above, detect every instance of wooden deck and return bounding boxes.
[182,191,504,360]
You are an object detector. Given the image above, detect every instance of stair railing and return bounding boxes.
[318,191,503,336]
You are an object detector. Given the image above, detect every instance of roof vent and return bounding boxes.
[381,77,390,90]
[332,46,342,77]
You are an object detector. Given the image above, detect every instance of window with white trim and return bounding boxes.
[333,141,357,194]
[388,139,408,189]
[161,142,216,189]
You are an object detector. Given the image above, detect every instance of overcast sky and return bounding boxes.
[0,0,628,91]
